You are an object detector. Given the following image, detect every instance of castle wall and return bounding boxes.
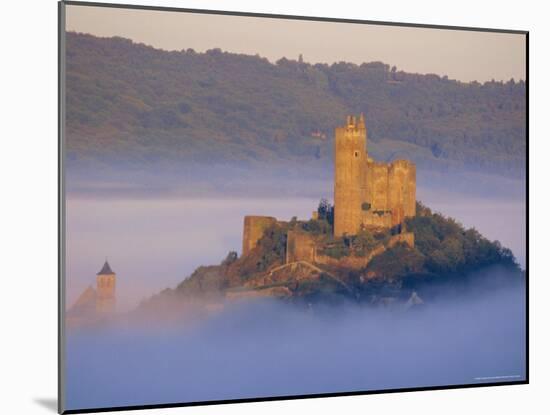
[388,161,405,226]
[367,161,390,212]
[361,210,393,228]
[404,163,417,217]
[387,160,416,225]
[286,230,316,263]
[242,216,277,256]
[366,162,417,231]
[315,253,373,269]
[363,160,411,229]
[315,232,415,270]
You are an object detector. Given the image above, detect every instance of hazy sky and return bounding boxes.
[66,4,526,83]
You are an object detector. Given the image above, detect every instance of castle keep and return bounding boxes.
[242,216,277,256]
[334,114,416,237]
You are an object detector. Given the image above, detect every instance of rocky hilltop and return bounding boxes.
[139,201,521,316]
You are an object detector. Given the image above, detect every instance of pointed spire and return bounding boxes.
[97,260,115,275]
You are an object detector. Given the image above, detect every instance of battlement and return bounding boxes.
[345,114,366,130]
[335,113,367,143]
[389,159,414,168]
[284,229,415,270]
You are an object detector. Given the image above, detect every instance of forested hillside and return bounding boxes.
[66,32,526,178]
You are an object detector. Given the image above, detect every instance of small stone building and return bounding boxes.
[67,260,117,327]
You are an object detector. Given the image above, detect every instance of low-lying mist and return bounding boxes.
[65,267,526,411]
[65,169,526,312]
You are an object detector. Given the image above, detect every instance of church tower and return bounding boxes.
[96,260,116,314]
[334,114,368,237]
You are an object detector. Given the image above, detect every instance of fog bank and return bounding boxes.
[65,268,525,411]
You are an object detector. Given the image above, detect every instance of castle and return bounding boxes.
[66,116,417,316]
[242,115,416,263]
[66,260,117,326]
[334,114,416,236]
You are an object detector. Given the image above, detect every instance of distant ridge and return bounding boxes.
[66,32,526,178]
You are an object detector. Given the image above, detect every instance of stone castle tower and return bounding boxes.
[334,114,416,237]
[334,114,368,237]
[96,260,116,314]
[242,216,277,256]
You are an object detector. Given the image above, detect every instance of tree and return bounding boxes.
[222,251,238,265]
[317,198,334,226]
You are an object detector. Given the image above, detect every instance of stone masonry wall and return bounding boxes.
[334,115,367,237]
[286,230,316,263]
[387,159,416,225]
[315,232,415,270]
[242,216,277,256]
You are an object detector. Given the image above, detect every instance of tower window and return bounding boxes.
[354,151,359,158]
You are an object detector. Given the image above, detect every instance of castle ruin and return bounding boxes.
[240,115,416,272]
[334,114,416,237]
[242,216,277,256]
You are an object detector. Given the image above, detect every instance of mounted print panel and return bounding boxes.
[59,1,528,413]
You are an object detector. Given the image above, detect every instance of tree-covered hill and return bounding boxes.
[66,32,526,178]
